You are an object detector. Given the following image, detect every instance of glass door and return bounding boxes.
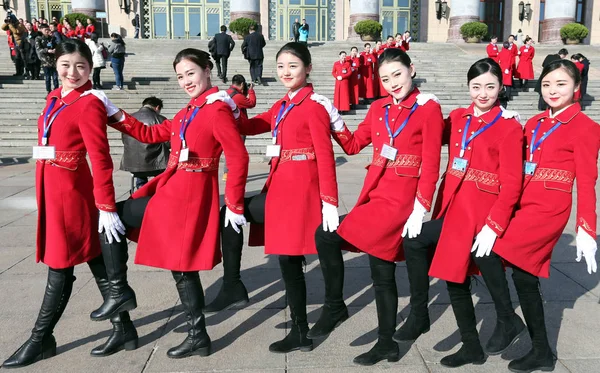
[170,6,202,39]
[277,0,327,41]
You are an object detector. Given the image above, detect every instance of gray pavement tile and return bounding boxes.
[3,210,37,227]
[560,358,600,372]
[0,246,33,274]
[288,366,429,372]
[0,174,36,187]
[145,309,286,372]
[0,208,36,227]
[0,226,37,247]
[539,269,598,302]
[0,185,33,200]
[426,360,570,373]
[550,233,580,263]
[549,263,600,299]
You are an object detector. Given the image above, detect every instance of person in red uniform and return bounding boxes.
[402,31,411,51]
[394,58,523,368]
[507,35,519,83]
[2,39,138,369]
[74,19,85,39]
[486,36,499,63]
[571,55,584,102]
[205,42,339,354]
[64,23,77,39]
[347,46,361,108]
[360,43,378,102]
[384,35,394,50]
[85,18,96,38]
[310,48,444,366]
[473,60,598,373]
[498,41,514,101]
[87,48,249,359]
[516,37,535,91]
[394,33,404,50]
[332,51,352,112]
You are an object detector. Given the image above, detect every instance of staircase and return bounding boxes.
[1,39,599,161]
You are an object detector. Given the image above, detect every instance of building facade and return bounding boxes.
[8,0,600,44]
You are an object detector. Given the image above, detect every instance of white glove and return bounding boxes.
[500,106,522,124]
[416,93,440,106]
[310,93,344,131]
[471,224,498,258]
[98,210,126,244]
[358,74,361,79]
[337,76,342,81]
[504,69,509,74]
[576,228,598,274]
[322,201,339,232]
[224,207,247,234]
[206,91,240,119]
[82,89,120,116]
[401,199,427,239]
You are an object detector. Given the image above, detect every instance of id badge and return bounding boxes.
[266,144,281,157]
[342,69,347,74]
[452,157,468,172]
[524,161,537,176]
[380,144,398,161]
[32,146,56,160]
[179,147,189,162]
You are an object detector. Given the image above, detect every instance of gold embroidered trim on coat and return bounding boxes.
[321,194,338,205]
[96,202,117,211]
[416,189,431,210]
[225,196,244,212]
[579,217,594,234]
[167,155,219,171]
[530,168,574,185]
[279,147,316,165]
[371,154,422,168]
[486,216,505,233]
[37,150,86,164]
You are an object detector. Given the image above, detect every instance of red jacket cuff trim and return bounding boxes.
[225,196,244,213]
[96,203,117,212]
[578,217,596,237]
[486,216,505,236]
[321,194,338,207]
[416,190,432,211]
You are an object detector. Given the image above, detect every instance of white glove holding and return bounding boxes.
[311,93,344,131]
[206,91,240,119]
[98,210,126,244]
[224,207,247,234]
[82,89,120,116]
[416,93,440,106]
[358,74,361,79]
[504,69,509,74]
[322,201,339,232]
[576,228,598,274]
[401,199,427,239]
[337,76,342,81]
[471,225,498,258]
[500,106,522,123]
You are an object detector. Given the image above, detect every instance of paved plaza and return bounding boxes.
[0,157,599,373]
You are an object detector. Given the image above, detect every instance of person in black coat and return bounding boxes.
[241,24,266,84]
[536,48,568,110]
[292,18,300,43]
[209,25,235,83]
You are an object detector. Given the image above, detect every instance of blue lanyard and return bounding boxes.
[42,98,68,145]
[460,111,503,157]
[272,102,295,142]
[384,103,419,146]
[529,120,561,161]
[179,106,200,147]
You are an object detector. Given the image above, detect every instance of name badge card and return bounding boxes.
[452,157,468,172]
[32,146,56,160]
[266,145,281,157]
[179,147,189,162]
[380,144,398,161]
[524,161,537,176]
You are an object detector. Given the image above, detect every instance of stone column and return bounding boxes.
[540,0,576,44]
[447,0,480,42]
[230,0,261,23]
[348,0,379,40]
[72,0,105,17]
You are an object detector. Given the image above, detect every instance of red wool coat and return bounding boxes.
[332,60,352,111]
[487,43,499,63]
[429,104,524,283]
[332,88,444,262]
[85,24,95,37]
[516,45,535,79]
[237,84,338,256]
[573,62,584,101]
[498,49,514,86]
[360,52,378,99]
[227,86,257,121]
[494,104,599,278]
[347,56,362,105]
[509,44,519,76]
[35,81,114,269]
[110,86,249,271]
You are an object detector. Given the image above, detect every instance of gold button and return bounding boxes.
[526,145,529,148]
[375,147,379,151]
[537,148,541,151]
[531,130,535,133]
[551,120,555,124]
[379,117,382,121]
[543,132,546,135]
[376,132,380,136]
[541,119,545,122]
[455,143,459,147]
[458,129,462,133]
[471,131,475,135]
[176,151,179,154]
[478,120,482,123]
[172,132,175,135]
[180,119,182,122]
[468,147,472,150]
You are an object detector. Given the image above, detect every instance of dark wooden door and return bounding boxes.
[483,0,504,41]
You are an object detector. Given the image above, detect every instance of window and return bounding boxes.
[207,13,220,36]
[172,7,185,38]
[304,9,317,40]
[383,0,394,6]
[396,12,408,34]
[576,0,585,23]
[153,10,168,37]
[305,0,317,5]
[397,0,409,6]
[189,8,201,37]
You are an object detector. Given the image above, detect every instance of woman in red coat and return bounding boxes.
[373,41,387,97]
[395,58,523,368]
[571,55,584,101]
[332,51,352,112]
[474,60,598,373]
[360,43,378,101]
[486,36,499,63]
[85,18,95,38]
[498,42,514,100]
[206,42,339,354]
[347,46,361,107]
[74,19,85,39]
[310,48,444,366]
[2,39,138,369]
[88,48,249,359]
[516,37,535,91]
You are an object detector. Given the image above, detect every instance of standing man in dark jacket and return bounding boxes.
[120,96,170,192]
[292,18,300,42]
[35,24,59,95]
[210,25,235,83]
[535,48,568,110]
[241,24,266,85]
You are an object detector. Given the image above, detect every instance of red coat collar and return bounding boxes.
[462,102,502,124]
[188,86,219,108]
[380,87,420,109]
[539,103,581,124]
[283,83,314,105]
[47,80,92,105]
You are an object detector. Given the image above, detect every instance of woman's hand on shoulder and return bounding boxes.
[82,89,122,119]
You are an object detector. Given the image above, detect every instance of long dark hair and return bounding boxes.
[467,58,503,86]
[55,39,93,68]
[172,48,214,71]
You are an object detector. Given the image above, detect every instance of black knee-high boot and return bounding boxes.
[91,233,137,321]
[508,268,554,373]
[307,228,348,339]
[354,256,400,366]
[168,271,211,358]
[88,255,139,356]
[440,279,486,368]
[2,267,75,368]
[204,206,249,314]
[474,253,525,355]
[269,255,312,353]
